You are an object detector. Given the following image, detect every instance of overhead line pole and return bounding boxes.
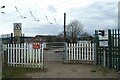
[64,13,66,42]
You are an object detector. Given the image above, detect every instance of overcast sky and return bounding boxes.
[0,0,118,36]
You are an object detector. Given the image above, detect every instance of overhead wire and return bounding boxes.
[30,11,36,21]
[54,18,58,25]
[0,6,5,14]
[28,0,71,23]
[1,0,81,14]
[45,15,52,24]
[1,6,5,9]
[34,0,82,13]
[0,0,17,15]
[0,0,81,25]
[15,6,26,18]
[31,0,82,25]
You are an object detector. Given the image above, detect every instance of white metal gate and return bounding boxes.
[64,42,95,63]
[7,43,44,68]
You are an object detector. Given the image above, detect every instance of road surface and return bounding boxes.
[25,61,118,78]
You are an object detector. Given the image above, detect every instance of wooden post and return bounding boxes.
[64,13,66,42]
[11,33,13,44]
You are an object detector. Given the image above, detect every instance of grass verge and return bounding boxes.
[95,65,118,76]
[2,63,47,78]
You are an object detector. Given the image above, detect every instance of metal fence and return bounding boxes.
[95,29,120,71]
[0,35,2,62]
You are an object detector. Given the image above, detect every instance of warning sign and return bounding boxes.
[99,41,108,46]
[33,44,40,49]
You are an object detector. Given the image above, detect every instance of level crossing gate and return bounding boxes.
[64,41,95,64]
[7,43,44,68]
[44,42,64,62]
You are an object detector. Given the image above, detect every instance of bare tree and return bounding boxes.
[81,32,91,38]
[80,32,92,40]
[66,20,84,43]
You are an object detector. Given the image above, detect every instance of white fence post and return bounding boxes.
[38,44,40,67]
[79,43,82,60]
[90,44,92,60]
[30,44,32,64]
[15,44,17,67]
[13,44,15,66]
[76,43,78,60]
[92,43,95,61]
[7,44,9,65]
[64,42,68,63]
[26,43,29,67]
[41,44,44,68]
[86,43,89,60]
[68,43,70,61]
[21,44,23,66]
[18,44,20,67]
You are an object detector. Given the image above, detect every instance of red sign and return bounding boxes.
[33,44,40,49]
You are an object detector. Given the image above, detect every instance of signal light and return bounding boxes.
[99,30,105,36]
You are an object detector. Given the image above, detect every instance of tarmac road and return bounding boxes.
[25,49,118,78]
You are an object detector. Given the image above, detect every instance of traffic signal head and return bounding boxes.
[98,30,105,36]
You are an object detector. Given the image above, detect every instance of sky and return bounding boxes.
[0,0,119,37]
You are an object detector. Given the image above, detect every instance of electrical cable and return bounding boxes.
[0,6,5,14]
[45,16,52,24]
[0,0,82,24]
[15,6,26,18]
[54,18,58,25]
[30,10,40,22]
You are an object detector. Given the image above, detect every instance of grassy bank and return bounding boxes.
[2,63,47,78]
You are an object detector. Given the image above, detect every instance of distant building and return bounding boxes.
[24,35,56,43]
[0,34,12,44]
[1,23,59,44]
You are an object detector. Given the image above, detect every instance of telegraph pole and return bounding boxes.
[64,13,66,42]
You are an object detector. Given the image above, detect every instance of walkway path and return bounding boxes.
[26,61,118,78]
